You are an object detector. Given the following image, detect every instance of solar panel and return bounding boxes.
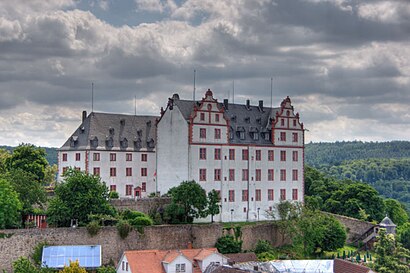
[41,245,102,269]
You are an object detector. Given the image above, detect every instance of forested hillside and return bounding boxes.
[0,145,58,166]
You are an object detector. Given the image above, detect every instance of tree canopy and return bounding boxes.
[47,169,115,227]
[0,178,22,229]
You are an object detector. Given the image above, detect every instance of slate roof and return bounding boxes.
[173,98,281,145]
[60,112,158,151]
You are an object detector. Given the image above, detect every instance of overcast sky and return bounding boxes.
[0,0,409,147]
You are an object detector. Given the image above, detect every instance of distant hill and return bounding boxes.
[0,145,58,166]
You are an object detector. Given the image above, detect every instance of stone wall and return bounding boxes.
[109,197,171,214]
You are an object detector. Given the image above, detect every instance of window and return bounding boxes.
[93,167,100,176]
[280,150,286,161]
[122,261,125,271]
[110,185,116,192]
[280,132,286,141]
[255,169,261,181]
[214,128,221,139]
[110,167,116,177]
[280,169,286,181]
[142,182,146,192]
[268,169,274,181]
[281,119,285,126]
[242,169,248,181]
[176,263,186,273]
[199,169,207,181]
[200,113,205,121]
[239,131,245,140]
[215,114,220,122]
[292,189,298,200]
[292,132,298,142]
[242,190,248,201]
[292,151,298,162]
[126,167,132,176]
[255,150,261,161]
[268,189,274,201]
[141,153,147,162]
[229,149,235,160]
[62,153,67,161]
[126,262,128,271]
[229,169,235,181]
[141,168,147,177]
[62,167,68,174]
[214,148,221,160]
[242,149,248,160]
[229,190,235,202]
[268,150,274,161]
[200,128,206,139]
[280,189,286,200]
[126,153,132,161]
[264,132,270,140]
[292,169,298,181]
[255,189,261,201]
[293,119,297,126]
[199,148,207,160]
[93,153,100,161]
[110,153,116,161]
[253,132,259,140]
[214,169,221,181]
[126,185,132,196]
[75,153,80,161]
[243,207,247,213]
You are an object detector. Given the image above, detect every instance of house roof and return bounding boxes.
[224,253,258,264]
[60,112,158,151]
[333,259,375,273]
[123,248,222,273]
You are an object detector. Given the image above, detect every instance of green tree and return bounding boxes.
[0,148,11,174]
[5,144,48,183]
[97,266,116,273]
[374,229,410,273]
[13,257,40,273]
[215,235,242,254]
[207,189,220,223]
[59,260,87,273]
[0,178,22,229]
[47,169,115,227]
[384,199,409,226]
[43,164,58,186]
[397,223,410,250]
[254,240,273,254]
[167,180,208,223]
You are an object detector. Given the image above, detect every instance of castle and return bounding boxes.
[58,89,304,222]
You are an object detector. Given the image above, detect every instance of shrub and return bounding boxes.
[109,191,119,199]
[117,220,132,239]
[129,216,153,227]
[31,241,48,266]
[121,209,148,220]
[86,220,101,237]
[254,240,273,254]
[257,251,276,261]
[97,266,116,273]
[215,235,242,254]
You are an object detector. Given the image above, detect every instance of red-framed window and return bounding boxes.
[214,148,221,160]
[214,169,221,181]
[242,149,248,160]
[110,153,116,161]
[215,114,220,122]
[242,169,248,181]
[200,128,206,138]
[199,148,207,160]
[142,182,146,192]
[280,169,286,181]
[242,190,248,201]
[268,169,274,181]
[268,150,274,161]
[281,119,285,126]
[280,150,286,161]
[292,189,298,200]
[255,150,261,161]
[292,169,298,181]
[268,189,274,201]
[141,153,147,162]
[125,185,132,196]
[229,190,235,202]
[214,128,221,139]
[293,119,297,127]
[292,151,298,162]
[93,167,100,176]
[255,189,261,201]
[280,189,286,200]
[292,132,298,142]
[110,185,116,192]
[229,169,235,181]
[255,169,261,181]
[200,112,205,121]
[110,167,116,177]
[93,153,100,161]
[199,169,207,181]
[62,153,67,161]
[126,153,132,161]
[280,132,286,141]
[229,149,235,160]
[126,167,132,176]
[141,168,147,177]
[75,153,81,161]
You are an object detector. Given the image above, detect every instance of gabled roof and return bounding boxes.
[60,112,158,151]
[333,259,375,273]
[224,253,258,264]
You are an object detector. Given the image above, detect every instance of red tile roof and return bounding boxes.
[334,259,375,273]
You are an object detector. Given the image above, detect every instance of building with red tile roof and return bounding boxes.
[333,259,376,273]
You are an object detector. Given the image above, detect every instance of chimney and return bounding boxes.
[223,99,229,110]
[187,241,193,249]
[82,111,87,122]
[246,99,250,109]
[259,100,263,109]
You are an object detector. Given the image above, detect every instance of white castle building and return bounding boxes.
[58,89,304,222]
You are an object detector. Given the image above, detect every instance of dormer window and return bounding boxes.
[200,113,205,121]
[134,138,142,149]
[70,136,78,147]
[264,132,270,141]
[106,136,113,148]
[244,117,250,123]
[256,117,261,124]
[120,119,125,126]
[147,138,155,148]
[137,129,142,137]
[249,127,258,140]
[90,136,98,148]
[80,126,85,133]
[109,127,115,135]
[120,137,128,148]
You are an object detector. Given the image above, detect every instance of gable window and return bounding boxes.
[268,150,274,161]
[229,149,235,160]
[281,119,285,126]
[293,151,298,161]
[293,132,298,142]
[200,128,206,139]
[214,148,221,160]
[200,113,205,121]
[215,114,220,122]
[110,153,116,161]
[280,132,286,141]
[214,128,221,139]
[255,150,261,161]
[199,148,207,160]
[93,153,100,161]
[293,119,297,127]
[126,153,132,161]
[75,153,81,161]
[242,149,248,160]
[62,153,67,161]
[176,263,186,273]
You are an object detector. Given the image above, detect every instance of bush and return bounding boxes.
[86,220,101,237]
[31,241,48,266]
[117,220,132,239]
[97,266,116,273]
[257,251,276,261]
[254,240,273,254]
[215,235,242,254]
[13,257,39,273]
[109,191,119,199]
[121,209,148,220]
[129,216,153,227]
